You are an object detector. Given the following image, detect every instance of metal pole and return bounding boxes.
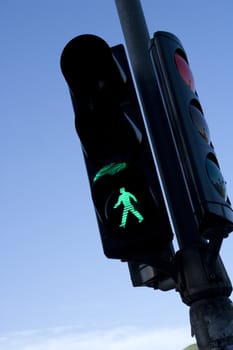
[114,1,233,349]
[114,0,158,141]
[114,0,152,92]
[190,297,233,349]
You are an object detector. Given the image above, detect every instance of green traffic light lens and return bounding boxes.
[175,50,195,92]
[206,154,227,201]
[93,162,155,235]
[189,101,210,144]
[93,162,128,183]
[111,187,144,229]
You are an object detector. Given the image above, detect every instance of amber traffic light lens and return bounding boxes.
[206,155,227,201]
[189,102,210,144]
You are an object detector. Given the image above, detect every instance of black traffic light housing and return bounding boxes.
[60,34,174,262]
[128,261,176,291]
[150,31,233,240]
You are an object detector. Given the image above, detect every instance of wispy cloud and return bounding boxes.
[0,325,194,350]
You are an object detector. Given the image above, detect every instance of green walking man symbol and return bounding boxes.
[113,187,144,228]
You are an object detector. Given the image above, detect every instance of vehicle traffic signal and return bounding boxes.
[150,31,233,239]
[60,34,174,261]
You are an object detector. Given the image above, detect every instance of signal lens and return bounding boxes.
[92,162,172,243]
[206,155,227,201]
[175,50,195,92]
[189,101,210,144]
[93,163,148,233]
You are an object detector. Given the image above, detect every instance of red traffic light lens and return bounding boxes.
[175,50,195,92]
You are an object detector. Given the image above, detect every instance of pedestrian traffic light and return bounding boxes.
[60,34,174,261]
[150,31,233,239]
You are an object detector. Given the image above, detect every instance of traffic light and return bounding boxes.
[60,34,174,261]
[150,31,233,239]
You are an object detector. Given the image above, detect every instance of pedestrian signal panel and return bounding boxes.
[60,34,174,261]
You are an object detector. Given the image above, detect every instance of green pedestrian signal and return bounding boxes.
[60,34,174,260]
[92,163,145,232]
[113,187,144,228]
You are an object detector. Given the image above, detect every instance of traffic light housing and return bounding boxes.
[150,31,233,239]
[128,259,176,291]
[60,34,174,261]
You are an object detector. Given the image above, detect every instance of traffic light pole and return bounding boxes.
[114,0,233,349]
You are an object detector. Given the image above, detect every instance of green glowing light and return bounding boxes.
[113,187,144,228]
[93,162,127,183]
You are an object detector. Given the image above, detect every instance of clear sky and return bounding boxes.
[1,1,233,349]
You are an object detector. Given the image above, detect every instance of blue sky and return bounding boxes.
[1,1,233,349]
